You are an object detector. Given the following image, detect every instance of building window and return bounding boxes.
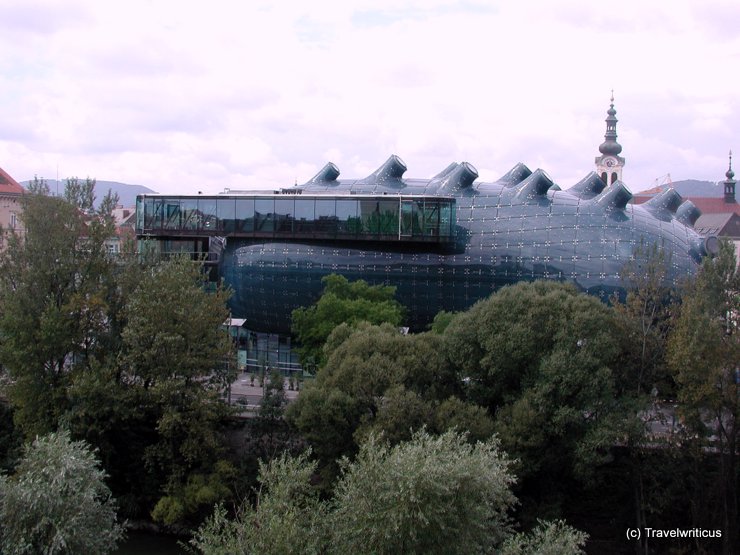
[10,212,16,229]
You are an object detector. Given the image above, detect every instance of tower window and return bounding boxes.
[611,172,618,184]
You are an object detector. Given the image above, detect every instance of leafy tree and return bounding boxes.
[501,519,588,555]
[613,241,677,398]
[286,322,487,483]
[118,256,236,525]
[291,274,404,367]
[195,430,562,555]
[667,239,739,553]
[610,243,682,553]
[26,175,49,195]
[0,430,124,555]
[330,430,516,555]
[0,188,118,437]
[63,176,96,211]
[190,451,328,555]
[442,281,621,496]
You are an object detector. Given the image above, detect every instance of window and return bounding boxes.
[10,212,16,229]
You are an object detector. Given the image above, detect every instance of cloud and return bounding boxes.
[0,0,737,197]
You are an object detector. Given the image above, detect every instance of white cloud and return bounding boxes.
[0,0,737,196]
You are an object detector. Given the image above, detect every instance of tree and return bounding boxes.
[193,430,533,555]
[291,274,404,367]
[63,176,96,211]
[0,188,118,437]
[0,430,124,555]
[330,430,516,555]
[119,256,236,525]
[190,450,328,555]
[442,281,621,509]
[286,322,488,484]
[501,519,588,555]
[667,239,739,554]
[613,241,677,398]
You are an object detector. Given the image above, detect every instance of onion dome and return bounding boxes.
[599,94,623,156]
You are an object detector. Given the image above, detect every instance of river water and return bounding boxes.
[113,531,188,554]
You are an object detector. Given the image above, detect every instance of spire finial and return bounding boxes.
[726,150,735,181]
[610,89,614,104]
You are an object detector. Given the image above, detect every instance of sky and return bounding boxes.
[0,0,738,197]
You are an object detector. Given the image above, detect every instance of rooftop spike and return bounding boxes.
[364,155,407,182]
[592,181,632,210]
[644,188,682,213]
[432,162,459,180]
[436,162,479,193]
[675,200,701,227]
[498,162,532,187]
[569,172,606,199]
[689,235,720,262]
[514,169,554,199]
[305,162,340,184]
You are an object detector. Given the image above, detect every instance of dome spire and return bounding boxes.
[725,149,736,203]
[726,150,734,180]
[599,92,622,156]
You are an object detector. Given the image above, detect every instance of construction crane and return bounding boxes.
[652,173,673,191]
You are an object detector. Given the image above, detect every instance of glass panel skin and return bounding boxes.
[336,199,359,235]
[274,198,294,233]
[255,199,274,233]
[163,200,181,230]
[400,201,413,236]
[294,198,315,235]
[142,197,155,229]
[236,198,255,232]
[180,199,199,231]
[136,197,144,231]
[314,199,336,236]
[200,198,218,232]
[141,178,704,339]
[218,198,237,233]
[360,199,399,235]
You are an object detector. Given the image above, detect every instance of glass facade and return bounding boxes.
[137,194,455,244]
[137,162,709,336]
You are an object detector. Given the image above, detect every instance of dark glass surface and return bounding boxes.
[136,163,708,335]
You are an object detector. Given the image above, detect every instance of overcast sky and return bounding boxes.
[1,0,738,197]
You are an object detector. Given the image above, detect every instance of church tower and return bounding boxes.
[595,93,625,186]
[724,150,736,204]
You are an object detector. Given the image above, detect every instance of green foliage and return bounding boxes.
[63,176,96,211]
[0,430,124,555]
[119,257,235,524]
[286,322,489,483]
[500,519,588,555]
[429,309,456,334]
[190,451,328,555]
[612,241,677,398]
[291,274,404,367]
[666,239,739,550]
[331,430,515,555]
[443,281,621,481]
[194,430,526,555]
[26,175,49,195]
[151,460,236,526]
[0,189,118,437]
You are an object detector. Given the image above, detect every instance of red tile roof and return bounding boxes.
[0,167,25,195]
[633,194,740,216]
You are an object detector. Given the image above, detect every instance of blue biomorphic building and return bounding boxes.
[136,100,716,367]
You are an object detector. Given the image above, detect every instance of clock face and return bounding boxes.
[604,158,615,168]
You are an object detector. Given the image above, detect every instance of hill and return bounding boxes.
[635,179,724,198]
[20,179,157,208]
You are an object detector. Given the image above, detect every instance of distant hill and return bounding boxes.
[636,179,724,198]
[20,179,157,208]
